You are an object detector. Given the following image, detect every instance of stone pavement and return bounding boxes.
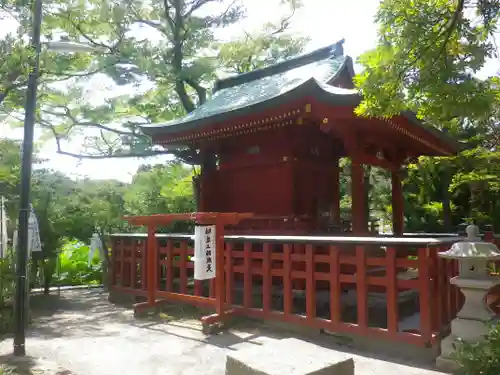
[0,289,449,375]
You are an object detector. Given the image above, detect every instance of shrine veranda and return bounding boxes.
[109,41,498,351]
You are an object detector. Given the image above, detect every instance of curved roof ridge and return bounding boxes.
[213,39,346,93]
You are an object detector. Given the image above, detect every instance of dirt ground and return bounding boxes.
[0,289,448,375]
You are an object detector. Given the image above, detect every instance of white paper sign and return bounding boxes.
[28,204,42,253]
[193,225,216,280]
[88,233,104,266]
[0,196,8,259]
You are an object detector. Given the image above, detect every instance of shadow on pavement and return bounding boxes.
[27,289,443,374]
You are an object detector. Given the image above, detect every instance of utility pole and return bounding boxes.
[13,0,43,356]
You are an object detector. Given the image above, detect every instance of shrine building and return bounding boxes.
[140,39,461,235]
[109,40,474,354]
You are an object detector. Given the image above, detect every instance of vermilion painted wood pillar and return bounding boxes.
[351,160,368,234]
[331,157,341,226]
[198,150,217,212]
[146,223,157,305]
[391,168,404,235]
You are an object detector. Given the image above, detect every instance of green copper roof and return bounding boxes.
[141,41,350,137]
[140,40,463,156]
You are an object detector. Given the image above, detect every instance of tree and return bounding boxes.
[355,0,499,125]
[354,0,500,231]
[1,136,205,290]
[124,161,195,231]
[1,0,307,162]
[0,138,22,214]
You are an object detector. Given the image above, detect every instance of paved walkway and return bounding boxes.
[0,289,448,375]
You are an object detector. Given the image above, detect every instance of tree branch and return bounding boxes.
[0,66,24,105]
[185,78,207,105]
[393,1,465,85]
[38,117,171,159]
[0,80,25,105]
[42,63,114,79]
[270,4,296,35]
[42,104,141,137]
[165,0,196,113]
[60,13,116,52]
[162,0,177,35]
[436,0,464,60]
[56,148,173,159]
[184,0,213,18]
[132,18,172,42]
[215,0,239,24]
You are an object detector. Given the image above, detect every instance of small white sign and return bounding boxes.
[28,204,42,253]
[193,225,216,280]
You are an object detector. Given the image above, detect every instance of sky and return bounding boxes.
[1,0,499,182]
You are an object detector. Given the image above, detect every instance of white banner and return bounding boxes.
[88,233,104,266]
[0,197,8,258]
[193,225,216,280]
[28,204,42,253]
[11,204,42,256]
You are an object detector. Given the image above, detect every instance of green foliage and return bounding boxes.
[0,139,21,216]
[354,1,500,231]
[3,0,500,299]
[124,161,196,232]
[452,323,500,375]
[56,239,102,286]
[218,29,308,74]
[1,0,308,160]
[0,137,199,288]
[0,254,14,334]
[355,0,500,124]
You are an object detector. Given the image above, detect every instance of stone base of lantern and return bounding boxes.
[436,318,492,373]
[436,277,499,373]
[436,354,461,373]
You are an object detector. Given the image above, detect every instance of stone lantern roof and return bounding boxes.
[440,225,500,260]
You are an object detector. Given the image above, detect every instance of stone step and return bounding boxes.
[225,337,354,375]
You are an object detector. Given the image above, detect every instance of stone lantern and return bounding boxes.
[436,225,500,372]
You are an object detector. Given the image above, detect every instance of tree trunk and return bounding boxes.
[364,165,371,230]
[441,169,452,232]
[43,257,57,295]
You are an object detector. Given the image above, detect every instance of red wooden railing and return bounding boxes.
[110,230,464,347]
[117,213,254,328]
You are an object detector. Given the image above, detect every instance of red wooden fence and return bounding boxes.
[110,231,464,347]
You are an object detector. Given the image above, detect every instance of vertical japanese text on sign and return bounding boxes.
[194,225,216,280]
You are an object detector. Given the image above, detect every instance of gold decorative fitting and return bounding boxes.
[305,104,312,113]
